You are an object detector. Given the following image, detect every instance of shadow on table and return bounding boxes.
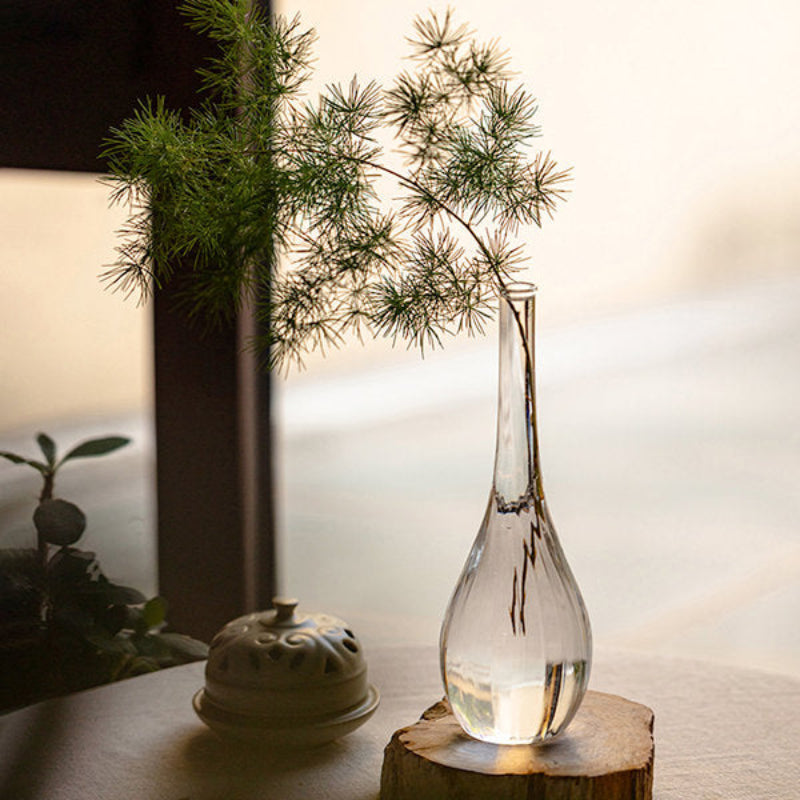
[181,730,360,783]
[0,701,72,800]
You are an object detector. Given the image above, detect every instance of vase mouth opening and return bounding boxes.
[501,281,537,302]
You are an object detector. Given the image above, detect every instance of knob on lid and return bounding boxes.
[272,597,298,624]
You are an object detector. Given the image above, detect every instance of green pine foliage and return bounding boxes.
[103,1,570,370]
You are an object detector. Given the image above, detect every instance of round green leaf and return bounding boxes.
[36,433,57,466]
[103,583,147,606]
[100,604,128,636]
[85,632,138,656]
[48,548,95,580]
[60,436,131,465]
[0,452,48,473]
[142,596,167,629]
[124,656,161,676]
[33,499,87,546]
[153,632,210,661]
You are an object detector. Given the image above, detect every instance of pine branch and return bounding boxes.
[102,1,571,369]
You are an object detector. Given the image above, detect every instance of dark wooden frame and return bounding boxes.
[1,0,276,641]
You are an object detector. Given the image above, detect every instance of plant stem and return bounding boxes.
[37,470,54,592]
[291,145,538,424]
[40,471,54,503]
[280,143,508,292]
[365,154,540,503]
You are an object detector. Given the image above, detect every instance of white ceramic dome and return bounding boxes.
[194,598,379,747]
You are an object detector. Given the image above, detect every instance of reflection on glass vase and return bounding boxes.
[439,283,592,746]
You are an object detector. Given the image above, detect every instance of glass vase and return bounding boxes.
[439,283,592,745]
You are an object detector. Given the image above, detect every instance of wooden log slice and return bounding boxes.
[380,691,654,800]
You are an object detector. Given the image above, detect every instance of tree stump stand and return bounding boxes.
[380,691,654,800]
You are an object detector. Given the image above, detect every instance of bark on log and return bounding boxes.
[380,691,654,800]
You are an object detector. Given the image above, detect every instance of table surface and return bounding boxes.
[1,645,798,800]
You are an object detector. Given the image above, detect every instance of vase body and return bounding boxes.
[439,284,591,745]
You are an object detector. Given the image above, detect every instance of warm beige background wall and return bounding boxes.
[0,170,150,432]
[276,0,800,317]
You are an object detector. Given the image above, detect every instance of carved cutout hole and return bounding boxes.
[290,652,305,670]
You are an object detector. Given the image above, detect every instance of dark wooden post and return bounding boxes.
[153,280,275,641]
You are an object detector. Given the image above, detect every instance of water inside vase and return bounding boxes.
[446,658,589,744]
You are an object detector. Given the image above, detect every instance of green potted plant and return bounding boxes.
[0,433,208,711]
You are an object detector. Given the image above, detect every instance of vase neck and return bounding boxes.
[492,285,540,512]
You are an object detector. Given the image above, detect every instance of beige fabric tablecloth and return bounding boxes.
[1,645,798,799]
